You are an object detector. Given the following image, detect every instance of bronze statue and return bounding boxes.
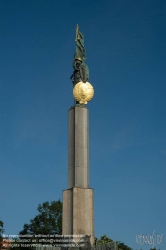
[70,58,89,85]
[70,25,89,86]
[70,25,94,105]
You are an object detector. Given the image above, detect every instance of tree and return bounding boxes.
[0,220,4,249]
[95,235,132,250]
[116,241,132,250]
[0,220,4,235]
[19,200,62,234]
[96,235,113,245]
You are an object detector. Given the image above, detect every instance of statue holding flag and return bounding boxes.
[70,25,94,105]
[70,24,89,85]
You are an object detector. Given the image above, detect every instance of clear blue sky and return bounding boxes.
[0,0,165,249]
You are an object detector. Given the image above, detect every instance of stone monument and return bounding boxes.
[62,25,95,246]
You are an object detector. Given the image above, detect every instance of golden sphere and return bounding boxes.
[73,81,94,104]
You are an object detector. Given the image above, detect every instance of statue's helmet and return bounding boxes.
[75,57,82,62]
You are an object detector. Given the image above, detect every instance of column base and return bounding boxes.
[62,187,94,246]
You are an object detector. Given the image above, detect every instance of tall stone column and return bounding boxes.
[62,105,94,246]
[68,106,89,189]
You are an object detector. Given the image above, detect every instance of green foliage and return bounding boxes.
[96,235,113,245]
[0,221,4,249]
[117,241,132,250]
[19,200,62,234]
[95,235,131,250]
[0,220,4,235]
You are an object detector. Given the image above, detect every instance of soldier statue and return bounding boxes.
[70,25,89,87]
[70,25,93,105]
[70,58,89,85]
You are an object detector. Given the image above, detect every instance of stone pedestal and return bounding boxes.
[62,187,94,246]
[62,105,94,246]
